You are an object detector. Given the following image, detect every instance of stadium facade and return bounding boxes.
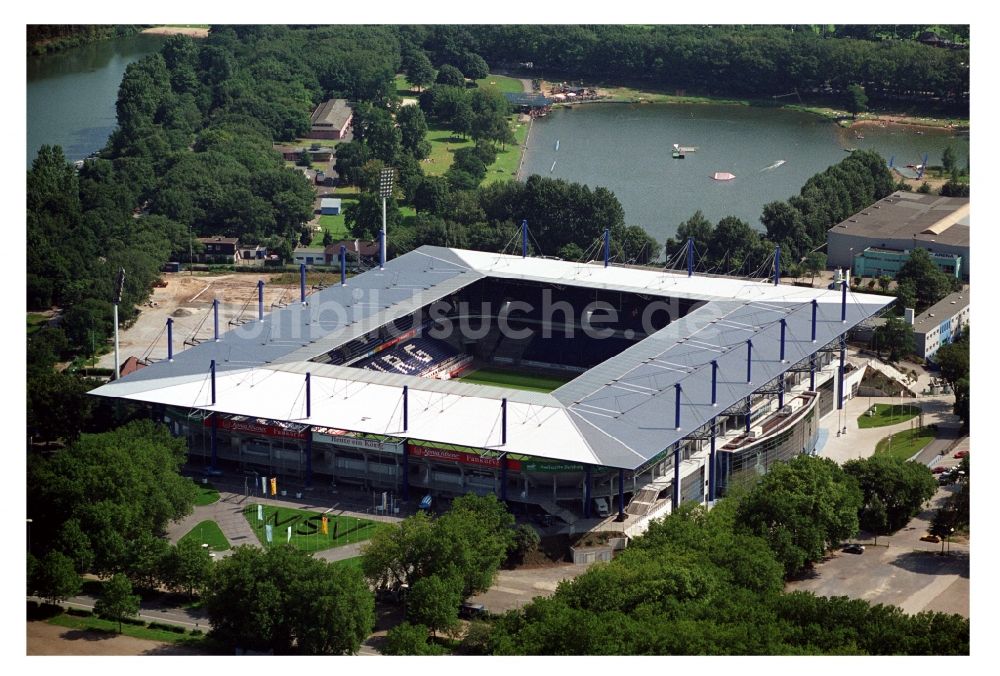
[91,246,891,527]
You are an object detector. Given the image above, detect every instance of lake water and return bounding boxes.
[26,33,168,167]
[520,103,970,242]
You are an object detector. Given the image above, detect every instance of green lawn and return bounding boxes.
[458,367,572,393]
[857,403,921,429]
[27,313,49,336]
[309,188,359,246]
[48,613,205,644]
[473,74,525,94]
[874,427,937,462]
[243,504,390,553]
[192,481,220,506]
[179,520,229,552]
[331,557,364,573]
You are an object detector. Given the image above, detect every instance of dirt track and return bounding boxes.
[97,272,324,370]
[27,621,199,656]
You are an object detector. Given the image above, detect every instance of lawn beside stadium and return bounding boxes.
[242,504,391,553]
[458,367,572,393]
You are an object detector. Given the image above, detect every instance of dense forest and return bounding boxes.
[400,25,969,113]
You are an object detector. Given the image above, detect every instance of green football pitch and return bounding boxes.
[457,367,572,393]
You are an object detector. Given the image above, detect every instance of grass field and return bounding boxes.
[48,613,205,644]
[27,313,49,336]
[243,504,390,553]
[857,403,921,429]
[178,520,229,552]
[874,426,937,462]
[458,367,572,393]
[192,482,220,506]
[331,557,364,573]
[308,187,359,246]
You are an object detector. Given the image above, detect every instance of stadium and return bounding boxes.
[91,242,892,532]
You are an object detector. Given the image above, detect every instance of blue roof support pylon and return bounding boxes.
[340,245,347,286]
[780,318,787,362]
[403,385,409,432]
[603,229,610,268]
[257,280,264,321]
[711,360,718,406]
[774,246,781,286]
[674,383,682,431]
[213,299,219,342]
[841,280,848,322]
[811,299,818,342]
[305,372,311,418]
[210,359,216,405]
[300,264,307,304]
[746,338,753,384]
[522,220,528,258]
[501,397,508,445]
[687,238,694,277]
[166,318,174,361]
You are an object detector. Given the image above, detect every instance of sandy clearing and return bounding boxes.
[26,621,200,656]
[142,27,209,38]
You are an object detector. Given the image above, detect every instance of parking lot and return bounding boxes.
[786,482,969,618]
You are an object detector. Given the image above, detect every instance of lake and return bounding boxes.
[26,33,168,167]
[519,102,970,242]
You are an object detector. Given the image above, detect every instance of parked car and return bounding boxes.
[459,602,487,619]
[920,534,942,543]
[954,450,968,459]
[932,466,948,474]
[842,544,865,554]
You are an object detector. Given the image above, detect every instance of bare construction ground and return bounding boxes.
[97,272,337,370]
[27,621,199,656]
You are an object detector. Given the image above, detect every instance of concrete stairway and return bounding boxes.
[536,499,578,526]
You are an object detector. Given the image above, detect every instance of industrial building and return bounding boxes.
[90,244,890,533]
[827,192,969,281]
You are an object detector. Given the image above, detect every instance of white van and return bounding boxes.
[592,497,610,517]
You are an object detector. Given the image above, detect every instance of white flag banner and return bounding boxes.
[287,526,292,543]
[265,524,273,543]
[261,476,267,494]
[257,504,263,521]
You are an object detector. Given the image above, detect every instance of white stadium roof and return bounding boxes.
[91,246,893,470]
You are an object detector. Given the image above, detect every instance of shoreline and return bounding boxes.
[141,26,210,38]
[538,79,968,132]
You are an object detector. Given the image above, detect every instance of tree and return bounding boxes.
[397,105,431,159]
[436,64,465,87]
[462,52,490,81]
[414,176,452,216]
[845,84,868,118]
[941,145,958,176]
[735,455,862,576]
[322,229,334,247]
[27,420,197,575]
[873,315,915,362]
[95,573,140,633]
[895,248,954,311]
[760,201,809,259]
[382,622,447,655]
[362,494,515,599]
[406,574,462,637]
[344,193,402,241]
[877,275,891,293]
[405,52,436,92]
[804,251,827,284]
[205,545,373,654]
[843,456,937,534]
[160,538,213,599]
[30,551,81,605]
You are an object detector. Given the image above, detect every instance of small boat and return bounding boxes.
[554,139,560,151]
[550,160,557,172]
[855,131,865,140]
[712,172,735,181]
[760,160,786,172]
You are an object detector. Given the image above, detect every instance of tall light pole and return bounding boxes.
[378,167,395,271]
[112,267,125,380]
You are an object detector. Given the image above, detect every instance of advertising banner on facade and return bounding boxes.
[205,415,308,440]
[407,443,521,471]
[312,427,404,455]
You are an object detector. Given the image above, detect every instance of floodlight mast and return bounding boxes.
[112,267,125,380]
[379,168,394,270]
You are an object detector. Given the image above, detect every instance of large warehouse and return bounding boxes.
[91,245,892,531]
